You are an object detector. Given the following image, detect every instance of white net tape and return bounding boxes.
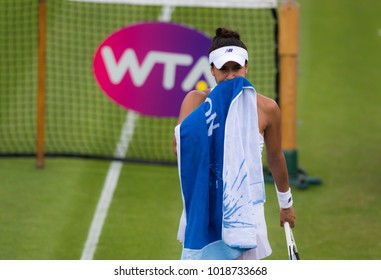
[69,0,278,8]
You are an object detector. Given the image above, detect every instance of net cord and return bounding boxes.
[68,0,278,9]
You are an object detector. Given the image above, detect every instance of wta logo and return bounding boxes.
[93,22,215,117]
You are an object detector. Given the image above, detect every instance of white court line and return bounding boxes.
[81,111,137,260]
[80,5,174,260]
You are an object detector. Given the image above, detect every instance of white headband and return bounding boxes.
[208,46,248,69]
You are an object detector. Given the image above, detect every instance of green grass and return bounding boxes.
[94,163,183,260]
[0,158,109,259]
[292,0,381,259]
[1,0,381,260]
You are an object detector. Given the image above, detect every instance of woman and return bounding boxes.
[174,27,295,260]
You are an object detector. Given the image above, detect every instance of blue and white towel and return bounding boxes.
[175,77,265,260]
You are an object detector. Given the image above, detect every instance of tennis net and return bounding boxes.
[0,0,278,165]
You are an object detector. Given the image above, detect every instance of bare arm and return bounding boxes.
[262,98,296,228]
[264,100,289,192]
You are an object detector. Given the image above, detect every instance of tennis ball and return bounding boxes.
[195,80,208,91]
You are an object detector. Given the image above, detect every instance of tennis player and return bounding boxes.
[174,27,296,260]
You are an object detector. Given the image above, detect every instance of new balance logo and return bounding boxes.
[225,48,233,53]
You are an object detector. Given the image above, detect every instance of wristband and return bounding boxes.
[276,188,293,209]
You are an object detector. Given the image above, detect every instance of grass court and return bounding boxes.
[1,0,381,259]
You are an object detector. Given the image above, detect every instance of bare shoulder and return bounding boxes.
[257,93,280,115]
[184,89,210,105]
[177,89,210,124]
[256,93,281,133]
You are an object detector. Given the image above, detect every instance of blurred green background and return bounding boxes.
[0,0,380,260]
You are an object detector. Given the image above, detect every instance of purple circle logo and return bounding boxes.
[93,22,215,117]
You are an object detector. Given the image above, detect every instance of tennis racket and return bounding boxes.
[284,222,300,260]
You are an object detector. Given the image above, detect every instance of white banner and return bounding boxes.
[0,260,379,280]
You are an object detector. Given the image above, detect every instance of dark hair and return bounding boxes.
[208,27,248,54]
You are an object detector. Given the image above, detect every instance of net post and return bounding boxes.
[279,0,299,181]
[36,0,47,169]
[279,0,299,153]
[278,0,321,188]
